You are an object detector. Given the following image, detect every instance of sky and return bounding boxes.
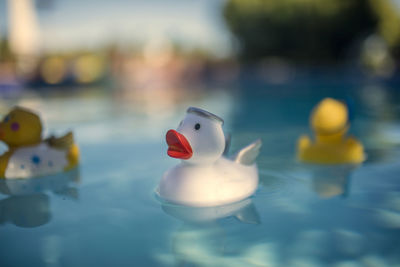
[0,0,233,56]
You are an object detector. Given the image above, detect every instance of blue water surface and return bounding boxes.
[1,74,400,266]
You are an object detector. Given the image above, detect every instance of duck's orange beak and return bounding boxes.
[166,129,193,159]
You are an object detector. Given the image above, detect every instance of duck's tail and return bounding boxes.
[45,131,74,149]
[45,132,80,170]
[231,139,262,165]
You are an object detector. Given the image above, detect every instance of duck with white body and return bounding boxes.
[158,107,262,207]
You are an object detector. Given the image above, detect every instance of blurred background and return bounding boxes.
[1,0,399,97]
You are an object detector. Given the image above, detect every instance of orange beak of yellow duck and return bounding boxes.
[166,129,193,160]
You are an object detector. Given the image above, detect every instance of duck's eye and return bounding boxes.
[11,122,20,131]
[3,115,10,123]
[194,123,201,130]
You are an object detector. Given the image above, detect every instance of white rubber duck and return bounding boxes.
[158,107,262,207]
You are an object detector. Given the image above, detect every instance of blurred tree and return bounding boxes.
[369,0,400,56]
[223,0,400,63]
[0,39,15,61]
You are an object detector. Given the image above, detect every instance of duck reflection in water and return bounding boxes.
[161,199,260,266]
[311,165,356,199]
[0,169,80,228]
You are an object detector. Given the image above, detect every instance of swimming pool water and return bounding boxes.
[1,76,400,266]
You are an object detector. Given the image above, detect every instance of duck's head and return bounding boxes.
[0,107,42,147]
[311,98,349,140]
[166,107,225,165]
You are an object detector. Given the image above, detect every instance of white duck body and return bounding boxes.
[160,157,258,207]
[158,107,262,207]
[5,143,68,179]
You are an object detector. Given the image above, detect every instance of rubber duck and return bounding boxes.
[297,98,365,164]
[158,107,262,207]
[0,106,80,179]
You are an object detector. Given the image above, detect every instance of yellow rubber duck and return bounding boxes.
[0,107,79,179]
[297,98,365,164]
